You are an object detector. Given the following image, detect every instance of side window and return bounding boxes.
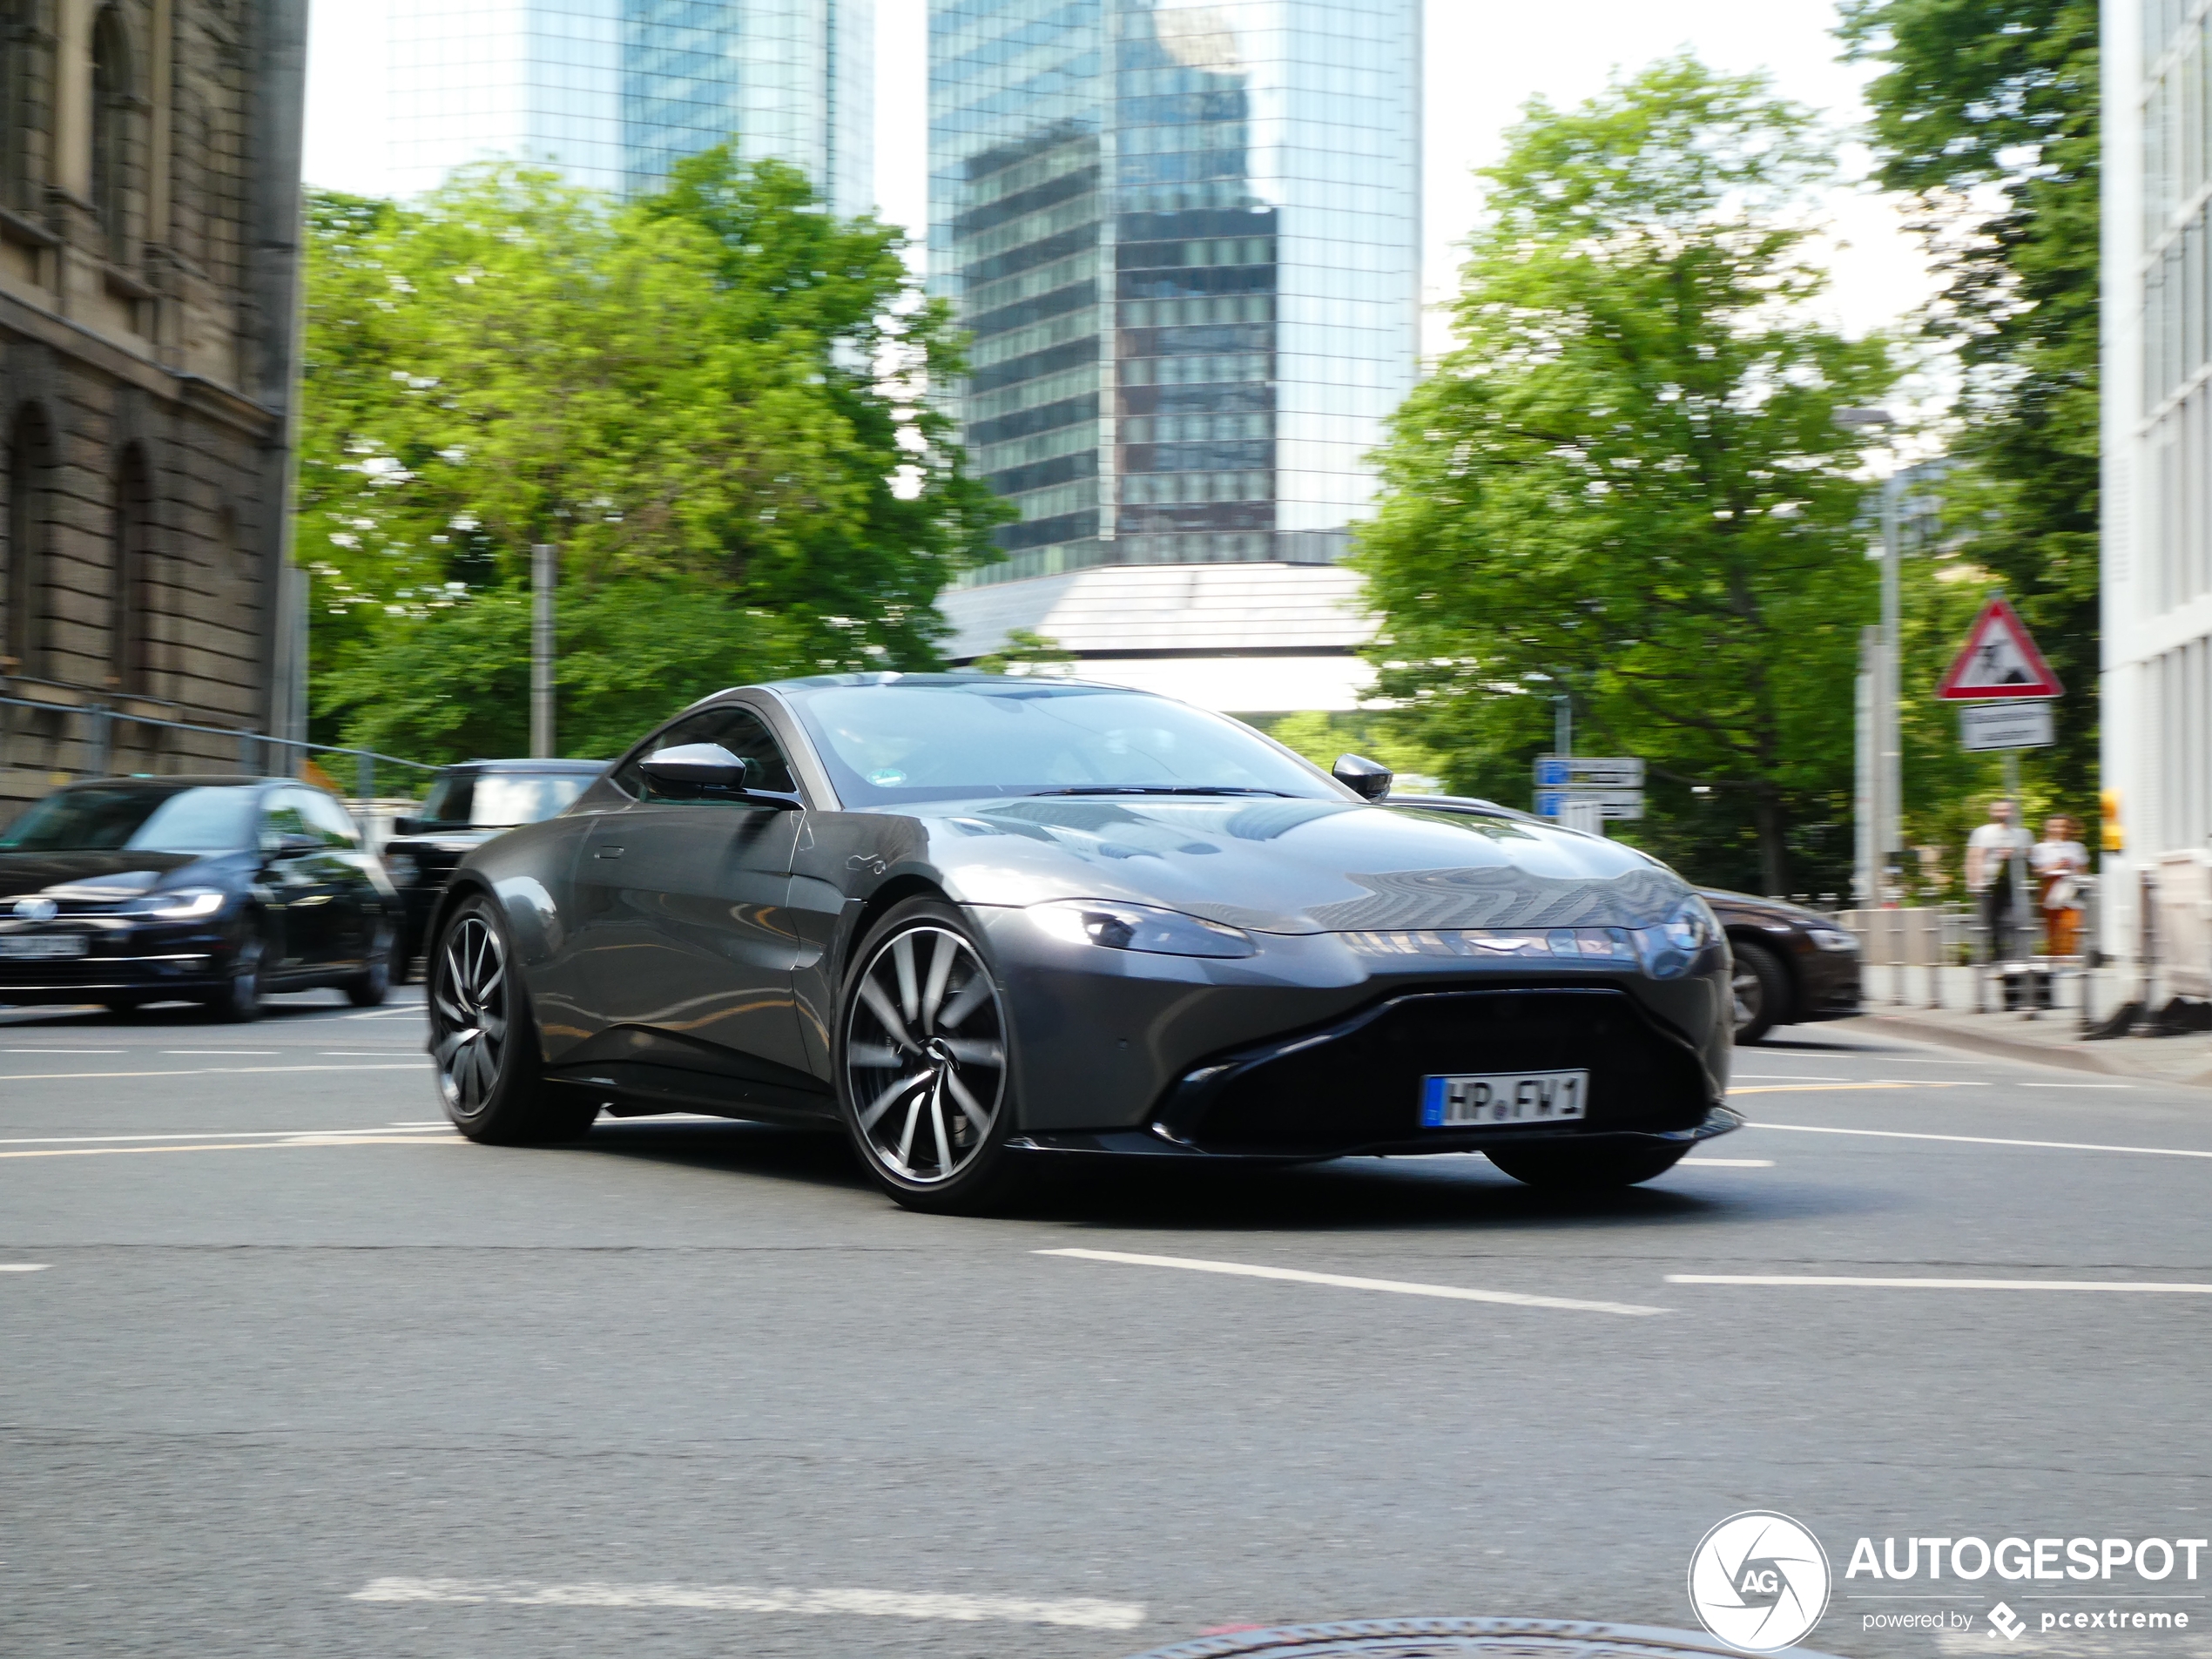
[613,705,799,804]
[260,793,311,847]
[295,789,363,848]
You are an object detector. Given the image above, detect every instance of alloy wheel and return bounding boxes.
[432,915,508,1114]
[1730,961,1764,1029]
[844,924,1007,1185]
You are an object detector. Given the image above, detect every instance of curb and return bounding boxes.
[1832,1012,2212,1089]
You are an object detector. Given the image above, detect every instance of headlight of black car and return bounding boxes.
[1028,899,1257,960]
[120,887,228,921]
[1631,896,1720,979]
[1807,926,1859,952]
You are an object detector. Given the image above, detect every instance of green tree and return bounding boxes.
[1838,0,2101,813]
[299,154,1008,764]
[1356,59,1898,894]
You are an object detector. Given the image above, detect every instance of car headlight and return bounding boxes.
[1807,927,1859,953]
[123,887,228,921]
[385,853,419,886]
[1631,896,1719,978]
[1029,899,1256,959]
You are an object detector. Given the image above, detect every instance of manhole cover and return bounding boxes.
[1123,1617,1846,1659]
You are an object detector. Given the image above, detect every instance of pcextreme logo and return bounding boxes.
[1688,1511,1833,1653]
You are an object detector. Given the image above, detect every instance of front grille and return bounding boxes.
[1165,987,1713,1157]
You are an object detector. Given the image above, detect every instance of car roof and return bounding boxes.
[759,671,1162,698]
[449,758,608,772]
[68,775,284,790]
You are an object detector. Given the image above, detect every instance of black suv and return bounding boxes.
[384,759,604,976]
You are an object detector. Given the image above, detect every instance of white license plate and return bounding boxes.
[0,934,90,960]
[1421,1069,1588,1128]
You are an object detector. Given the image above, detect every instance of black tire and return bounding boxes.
[344,917,396,1008]
[201,930,266,1022]
[1729,936,1788,1044]
[100,995,142,1015]
[1487,1139,1690,1190]
[428,894,597,1144]
[834,897,1028,1215]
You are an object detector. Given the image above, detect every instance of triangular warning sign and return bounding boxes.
[1937,597,2063,700]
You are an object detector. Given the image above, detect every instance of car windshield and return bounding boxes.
[0,785,260,854]
[785,678,1341,806]
[415,770,594,829]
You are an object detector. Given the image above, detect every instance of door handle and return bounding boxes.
[595,846,625,860]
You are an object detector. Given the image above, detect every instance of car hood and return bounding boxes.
[1700,887,1827,929]
[903,796,1695,934]
[0,850,214,901]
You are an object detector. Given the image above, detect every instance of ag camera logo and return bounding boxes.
[1689,1511,1832,1651]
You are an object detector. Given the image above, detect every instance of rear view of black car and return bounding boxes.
[0,776,399,1019]
[381,759,604,974]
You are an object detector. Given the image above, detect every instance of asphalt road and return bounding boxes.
[3,992,2209,1659]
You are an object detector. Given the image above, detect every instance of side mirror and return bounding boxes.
[1332,752,1393,802]
[392,816,419,837]
[640,744,802,809]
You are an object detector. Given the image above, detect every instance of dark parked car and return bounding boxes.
[422,674,1740,1212]
[0,775,399,1019]
[382,759,604,975]
[1701,888,1863,1042]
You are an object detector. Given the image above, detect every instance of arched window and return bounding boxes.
[3,406,51,681]
[90,7,133,259]
[111,444,155,695]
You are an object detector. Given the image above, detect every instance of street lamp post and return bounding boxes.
[1838,408,1902,908]
[531,542,556,759]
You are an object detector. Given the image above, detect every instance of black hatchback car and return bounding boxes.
[0,775,399,1019]
[381,759,604,974]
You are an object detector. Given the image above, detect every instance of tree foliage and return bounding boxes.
[1357,60,1898,894]
[299,152,1008,764]
[1838,0,2101,811]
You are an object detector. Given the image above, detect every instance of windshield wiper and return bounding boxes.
[1028,786,1297,798]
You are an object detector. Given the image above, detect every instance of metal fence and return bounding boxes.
[0,691,437,806]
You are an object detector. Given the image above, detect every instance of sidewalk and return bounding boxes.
[1825,963,2212,1089]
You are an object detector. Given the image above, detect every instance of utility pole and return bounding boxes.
[1838,408,1903,904]
[531,543,556,759]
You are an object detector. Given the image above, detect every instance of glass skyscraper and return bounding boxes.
[929,0,1420,588]
[388,0,874,212]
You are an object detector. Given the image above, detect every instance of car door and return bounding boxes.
[257,790,338,973]
[569,702,816,1102]
[293,788,375,965]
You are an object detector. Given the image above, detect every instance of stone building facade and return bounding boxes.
[0,0,307,814]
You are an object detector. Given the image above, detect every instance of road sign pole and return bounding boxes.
[1879,474,1904,886]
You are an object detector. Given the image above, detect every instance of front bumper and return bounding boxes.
[970,907,1734,1157]
[0,921,239,1003]
[1795,944,1863,1022]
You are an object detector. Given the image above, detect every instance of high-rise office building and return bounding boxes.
[2102,0,2212,978]
[388,0,874,212]
[928,0,1419,710]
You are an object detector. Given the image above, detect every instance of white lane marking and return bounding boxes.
[0,1062,426,1081]
[348,1577,1146,1630]
[1679,1157,1775,1168]
[1036,1247,1667,1316]
[1730,1081,1981,1096]
[1,1263,50,1272]
[0,1126,455,1147]
[2018,1082,2137,1089]
[1750,1123,2212,1160]
[3,1048,127,1054]
[342,1004,427,1021]
[1733,1074,1848,1082]
[160,1049,280,1056]
[0,1133,461,1159]
[1669,1274,2212,1294]
[318,1050,425,1057]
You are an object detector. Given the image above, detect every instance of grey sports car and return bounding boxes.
[428,673,1740,1211]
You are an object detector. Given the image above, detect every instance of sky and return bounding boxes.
[303,0,1939,355]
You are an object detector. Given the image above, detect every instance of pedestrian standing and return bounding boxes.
[2031,814,2089,958]
[1965,797,2032,961]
